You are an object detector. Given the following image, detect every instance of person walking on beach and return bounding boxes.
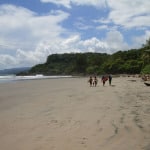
[93,76,98,87]
[108,75,112,85]
[101,75,108,86]
[88,76,93,87]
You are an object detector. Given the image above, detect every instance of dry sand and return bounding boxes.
[0,77,150,150]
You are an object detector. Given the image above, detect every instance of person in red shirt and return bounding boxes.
[101,75,108,86]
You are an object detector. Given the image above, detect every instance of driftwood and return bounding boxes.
[144,82,150,86]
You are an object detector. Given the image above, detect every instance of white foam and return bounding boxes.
[0,75,72,83]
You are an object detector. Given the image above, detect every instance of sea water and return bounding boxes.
[0,74,72,83]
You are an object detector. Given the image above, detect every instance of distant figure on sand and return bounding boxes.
[88,76,98,87]
[108,75,112,85]
[93,76,98,87]
[88,76,93,87]
[101,75,108,86]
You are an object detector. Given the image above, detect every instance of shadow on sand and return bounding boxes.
[110,85,116,87]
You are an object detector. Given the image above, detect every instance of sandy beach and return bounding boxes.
[0,76,149,150]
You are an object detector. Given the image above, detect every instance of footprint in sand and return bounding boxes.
[96,119,103,132]
[124,125,131,132]
[120,113,125,124]
[143,143,150,150]
[97,119,101,125]
[77,137,88,147]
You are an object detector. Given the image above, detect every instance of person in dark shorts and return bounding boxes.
[108,75,112,85]
[93,76,98,87]
[88,76,93,87]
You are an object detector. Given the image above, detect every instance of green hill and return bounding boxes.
[18,39,150,75]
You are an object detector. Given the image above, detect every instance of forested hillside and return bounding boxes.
[18,39,150,75]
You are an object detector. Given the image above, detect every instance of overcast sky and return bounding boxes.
[0,0,150,69]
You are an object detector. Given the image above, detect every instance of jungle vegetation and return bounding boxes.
[18,38,150,75]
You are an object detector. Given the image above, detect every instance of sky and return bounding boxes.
[0,0,150,70]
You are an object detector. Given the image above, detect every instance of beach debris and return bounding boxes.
[144,82,150,86]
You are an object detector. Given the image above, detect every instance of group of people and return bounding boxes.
[101,75,112,86]
[88,76,98,87]
[88,75,112,87]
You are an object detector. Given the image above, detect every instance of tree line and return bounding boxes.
[18,38,150,75]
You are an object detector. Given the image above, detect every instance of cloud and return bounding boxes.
[33,35,109,56]
[96,25,108,30]
[71,0,107,8]
[79,37,108,53]
[74,17,93,30]
[105,30,129,52]
[1,30,128,69]
[0,54,19,70]
[107,0,150,28]
[131,30,150,48]
[0,5,69,50]
[0,3,137,70]
[92,0,150,30]
[41,0,71,8]
[40,0,150,29]
[0,4,69,69]
[0,1,150,70]
[40,0,107,8]
[35,30,129,57]
[2,28,148,69]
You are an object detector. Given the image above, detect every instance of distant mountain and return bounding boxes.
[0,67,31,75]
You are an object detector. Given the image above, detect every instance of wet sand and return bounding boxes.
[0,77,149,150]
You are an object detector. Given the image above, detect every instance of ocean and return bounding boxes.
[0,74,72,83]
